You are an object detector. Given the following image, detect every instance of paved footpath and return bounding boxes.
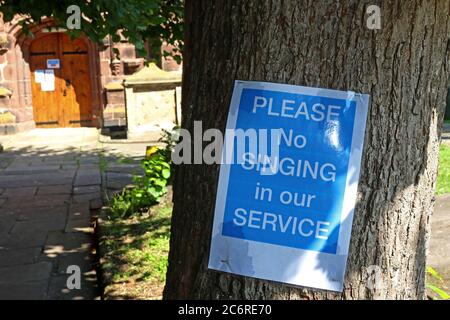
[431,125,450,292]
[429,194,450,293]
[443,123,450,146]
[0,129,146,300]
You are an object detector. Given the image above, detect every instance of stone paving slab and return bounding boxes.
[68,203,91,221]
[78,158,100,165]
[56,252,95,274]
[17,209,67,222]
[74,171,101,186]
[2,165,62,175]
[106,163,143,174]
[65,218,93,234]
[47,273,98,300]
[0,281,49,300]
[0,247,41,268]
[73,185,101,195]
[72,193,101,204]
[2,195,71,209]
[106,172,135,190]
[60,164,80,171]
[0,262,52,284]
[11,218,67,234]
[0,230,49,249]
[73,164,101,171]
[442,125,450,146]
[0,174,75,188]
[0,187,37,198]
[44,231,93,256]
[89,198,103,210]
[0,216,15,236]
[0,159,12,169]
[37,185,73,195]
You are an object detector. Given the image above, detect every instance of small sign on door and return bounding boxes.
[41,69,55,92]
[47,59,60,69]
[34,70,45,83]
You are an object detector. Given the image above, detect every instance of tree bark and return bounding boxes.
[164,0,450,299]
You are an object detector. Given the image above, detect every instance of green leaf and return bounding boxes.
[154,179,167,187]
[426,284,450,300]
[427,266,444,282]
[0,0,183,59]
[162,168,171,179]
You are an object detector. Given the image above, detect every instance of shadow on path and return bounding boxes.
[0,130,148,300]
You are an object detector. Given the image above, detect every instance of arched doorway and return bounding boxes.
[29,33,93,127]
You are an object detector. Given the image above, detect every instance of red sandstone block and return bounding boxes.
[0,97,11,108]
[2,65,15,81]
[106,91,125,105]
[100,60,112,77]
[119,45,136,60]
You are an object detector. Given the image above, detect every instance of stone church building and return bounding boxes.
[0,16,181,135]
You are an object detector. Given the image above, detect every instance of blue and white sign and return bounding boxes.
[46,59,60,69]
[208,80,369,292]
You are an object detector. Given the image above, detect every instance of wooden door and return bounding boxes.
[30,33,93,127]
[30,34,61,127]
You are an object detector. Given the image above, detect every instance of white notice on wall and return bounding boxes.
[34,70,45,83]
[41,69,55,92]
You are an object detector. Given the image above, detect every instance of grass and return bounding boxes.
[98,151,108,173]
[426,266,450,300]
[99,190,172,300]
[436,144,450,195]
[117,157,135,165]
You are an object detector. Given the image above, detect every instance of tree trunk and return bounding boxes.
[164,0,450,299]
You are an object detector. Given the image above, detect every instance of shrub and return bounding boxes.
[110,127,179,218]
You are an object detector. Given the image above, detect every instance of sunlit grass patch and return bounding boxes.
[100,192,172,299]
[436,144,450,195]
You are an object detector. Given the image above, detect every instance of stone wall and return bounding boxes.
[0,17,35,133]
[103,83,126,128]
[126,86,178,139]
[124,63,182,140]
